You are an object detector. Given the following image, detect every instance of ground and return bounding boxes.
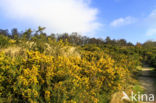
[110,66,156,103]
[138,66,156,103]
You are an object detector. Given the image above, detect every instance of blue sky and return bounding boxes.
[0,0,156,44]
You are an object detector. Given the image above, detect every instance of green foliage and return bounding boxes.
[0,35,10,48]
[0,50,129,102]
[0,27,155,102]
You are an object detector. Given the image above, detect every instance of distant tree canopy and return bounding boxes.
[143,40,156,48]
[0,27,156,48]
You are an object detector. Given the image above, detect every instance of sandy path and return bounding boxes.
[138,66,156,103]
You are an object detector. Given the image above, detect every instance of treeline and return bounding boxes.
[0,27,134,46]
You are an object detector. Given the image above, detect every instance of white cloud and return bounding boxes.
[0,0,100,34]
[146,28,156,36]
[149,9,156,19]
[147,9,156,26]
[110,16,136,27]
[145,9,156,36]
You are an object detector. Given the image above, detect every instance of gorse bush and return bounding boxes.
[0,50,129,103]
[0,27,155,102]
[0,35,10,48]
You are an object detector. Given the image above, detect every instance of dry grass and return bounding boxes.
[60,46,81,58]
[1,46,25,57]
[110,91,131,103]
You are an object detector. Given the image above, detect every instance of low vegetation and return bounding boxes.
[0,27,155,102]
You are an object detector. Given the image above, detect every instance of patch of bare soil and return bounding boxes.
[138,66,156,103]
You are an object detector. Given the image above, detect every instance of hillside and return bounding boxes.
[0,27,156,103]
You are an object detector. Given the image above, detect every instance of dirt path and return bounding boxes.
[110,66,156,103]
[138,66,156,102]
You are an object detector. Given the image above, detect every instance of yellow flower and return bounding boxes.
[45,90,50,98]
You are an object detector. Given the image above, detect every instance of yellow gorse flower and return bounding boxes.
[0,48,136,103]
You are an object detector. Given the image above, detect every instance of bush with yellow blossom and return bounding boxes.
[0,49,131,103]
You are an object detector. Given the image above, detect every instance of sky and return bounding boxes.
[0,0,156,44]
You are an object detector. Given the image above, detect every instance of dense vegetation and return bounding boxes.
[0,27,155,103]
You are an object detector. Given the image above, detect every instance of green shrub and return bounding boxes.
[0,35,9,48]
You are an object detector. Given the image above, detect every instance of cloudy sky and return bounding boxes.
[0,0,156,43]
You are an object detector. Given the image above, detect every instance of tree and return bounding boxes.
[143,40,156,48]
[22,28,32,41]
[0,29,9,36]
[105,36,111,44]
[11,28,19,40]
[136,42,142,48]
[117,39,127,46]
